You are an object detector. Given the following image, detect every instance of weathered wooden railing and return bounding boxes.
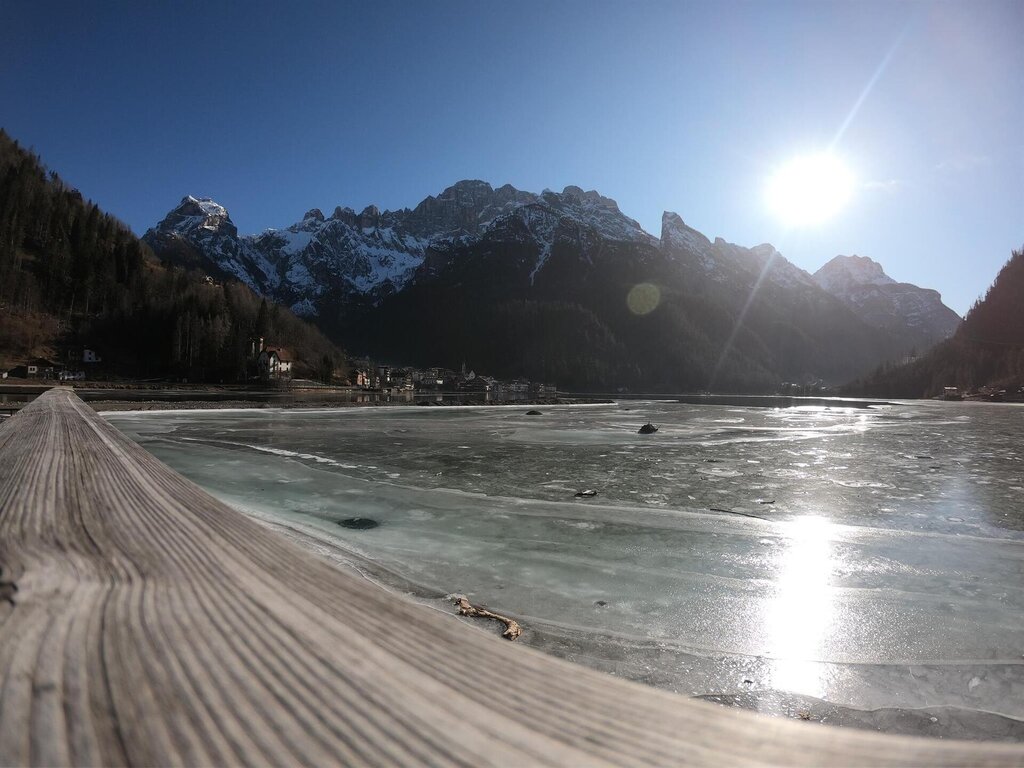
[0,389,1021,766]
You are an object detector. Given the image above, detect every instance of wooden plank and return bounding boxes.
[0,388,1021,767]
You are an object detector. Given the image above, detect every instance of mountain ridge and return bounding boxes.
[144,181,661,316]
[813,255,961,352]
[846,247,1024,398]
[144,180,962,390]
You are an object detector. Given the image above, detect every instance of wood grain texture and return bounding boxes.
[0,389,1021,767]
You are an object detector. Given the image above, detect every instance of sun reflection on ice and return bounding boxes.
[764,515,836,699]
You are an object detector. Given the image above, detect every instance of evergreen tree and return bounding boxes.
[0,128,347,380]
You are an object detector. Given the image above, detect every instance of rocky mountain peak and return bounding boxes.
[180,195,227,218]
[814,254,896,293]
[152,195,236,238]
[660,211,712,254]
[560,185,621,212]
[331,206,356,225]
[530,187,651,246]
[144,183,957,361]
[661,211,685,230]
[813,254,960,349]
[750,243,781,263]
[439,179,496,200]
[358,205,381,228]
[143,195,279,295]
[407,181,535,239]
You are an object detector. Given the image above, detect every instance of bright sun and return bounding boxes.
[765,153,855,228]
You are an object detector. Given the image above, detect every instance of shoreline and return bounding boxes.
[89,396,612,412]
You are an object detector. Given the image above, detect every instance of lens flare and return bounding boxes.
[627,283,661,315]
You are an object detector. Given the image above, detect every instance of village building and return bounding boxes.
[257,346,294,381]
[60,347,102,378]
[28,358,58,378]
[333,356,558,397]
[458,376,491,392]
[248,337,296,382]
[5,358,59,379]
[507,378,531,394]
[248,337,289,380]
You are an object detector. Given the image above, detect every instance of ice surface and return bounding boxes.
[108,400,1024,735]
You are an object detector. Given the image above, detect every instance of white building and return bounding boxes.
[257,346,294,380]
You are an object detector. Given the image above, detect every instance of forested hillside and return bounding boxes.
[333,215,901,392]
[0,129,344,381]
[147,181,953,393]
[846,247,1024,398]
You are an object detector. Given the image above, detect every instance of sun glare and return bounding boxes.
[765,153,855,228]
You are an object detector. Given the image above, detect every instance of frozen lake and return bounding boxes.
[108,400,1024,739]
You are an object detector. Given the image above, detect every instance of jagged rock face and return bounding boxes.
[814,255,961,350]
[144,182,657,316]
[144,182,961,388]
[660,212,713,259]
[660,212,814,290]
[144,196,280,294]
[814,254,893,293]
[405,180,533,236]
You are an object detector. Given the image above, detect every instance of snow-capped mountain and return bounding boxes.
[813,255,961,350]
[144,196,280,293]
[145,182,827,316]
[144,181,654,315]
[659,212,815,290]
[814,253,894,294]
[144,181,961,389]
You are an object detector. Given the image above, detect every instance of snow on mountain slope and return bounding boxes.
[144,186,957,358]
[814,254,895,293]
[660,212,714,265]
[814,255,961,347]
[143,196,280,293]
[539,186,656,246]
[145,182,658,313]
[660,211,815,290]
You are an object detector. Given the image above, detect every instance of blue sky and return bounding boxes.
[2,0,1021,315]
